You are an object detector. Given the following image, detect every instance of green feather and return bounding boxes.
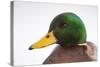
[49,12,87,47]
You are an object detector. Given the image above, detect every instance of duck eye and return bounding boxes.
[59,22,67,28]
[63,24,67,27]
[46,35,50,38]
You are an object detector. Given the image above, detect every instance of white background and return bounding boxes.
[0,0,100,67]
[13,1,97,66]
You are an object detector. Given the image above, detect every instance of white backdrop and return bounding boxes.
[13,1,98,66]
[0,0,99,67]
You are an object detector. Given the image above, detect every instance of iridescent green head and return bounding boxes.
[29,12,87,50]
[49,12,87,47]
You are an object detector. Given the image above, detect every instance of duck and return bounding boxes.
[29,12,96,63]
[29,12,87,50]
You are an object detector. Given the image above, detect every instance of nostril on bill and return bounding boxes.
[46,35,50,38]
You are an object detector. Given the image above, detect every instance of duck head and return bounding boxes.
[29,12,87,50]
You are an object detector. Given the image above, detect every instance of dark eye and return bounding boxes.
[59,22,67,28]
[63,24,67,27]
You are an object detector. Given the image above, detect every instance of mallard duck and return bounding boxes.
[29,12,87,50]
[28,12,96,63]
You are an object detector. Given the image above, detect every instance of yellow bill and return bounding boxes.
[29,31,57,50]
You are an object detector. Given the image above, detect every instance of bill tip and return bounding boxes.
[28,47,33,50]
